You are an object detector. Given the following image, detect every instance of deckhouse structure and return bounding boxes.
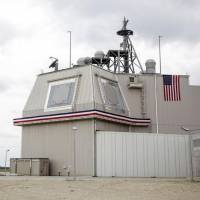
[13,19,200,177]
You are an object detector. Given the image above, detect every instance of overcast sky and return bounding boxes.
[0,0,200,166]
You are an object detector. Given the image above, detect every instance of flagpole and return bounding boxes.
[158,35,162,74]
[157,35,162,132]
[154,73,159,134]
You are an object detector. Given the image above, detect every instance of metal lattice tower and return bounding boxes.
[106,17,143,73]
[78,18,143,73]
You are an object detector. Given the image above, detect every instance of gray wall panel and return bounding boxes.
[23,66,94,117]
[22,120,94,176]
[95,119,129,132]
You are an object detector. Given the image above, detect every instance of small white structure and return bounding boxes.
[10,158,49,176]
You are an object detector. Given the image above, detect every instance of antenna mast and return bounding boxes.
[106,17,143,73]
[76,18,143,74]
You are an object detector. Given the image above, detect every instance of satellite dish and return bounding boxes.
[49,57,58,71]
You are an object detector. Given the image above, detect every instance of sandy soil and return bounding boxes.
[0,176,200,200]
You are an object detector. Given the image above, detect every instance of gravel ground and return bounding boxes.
[0,176,200,200]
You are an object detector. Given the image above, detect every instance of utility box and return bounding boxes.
[10,158,17,174]
[10,158,50,176]
[31,159,50,176]
[17,159,31,175]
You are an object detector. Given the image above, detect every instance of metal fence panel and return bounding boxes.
[96,132,191,177]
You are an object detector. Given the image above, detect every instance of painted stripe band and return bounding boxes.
[13,110,151,126]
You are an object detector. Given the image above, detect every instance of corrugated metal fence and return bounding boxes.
[96,132,191,177]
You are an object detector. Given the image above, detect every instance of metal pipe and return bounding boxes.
[72,126,78,180]
[158,35,162,74]
[154,74,159,134]
[68,31,72,68]
[4,149,10,175]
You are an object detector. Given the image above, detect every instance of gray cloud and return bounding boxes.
[41,0,200,45]
[0,80,9,92]
[0,133,18,139]
[0,0,198,50]
[0,20,19,46]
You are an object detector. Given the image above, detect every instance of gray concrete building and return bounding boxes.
[13,19,200,177]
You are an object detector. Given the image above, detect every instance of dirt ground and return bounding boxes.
[0,176,200,200]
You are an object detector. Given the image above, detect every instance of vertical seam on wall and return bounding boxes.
[136,134,138,176]
[167,136,170,177]
[174,136,177,177]
[184,136,188,176]
[177,136,181,177]
[143,134,146,177]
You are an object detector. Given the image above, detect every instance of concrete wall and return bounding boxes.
[95,119,150,133]
[115,72,200,134]
[92,66,130,116]
[22,65,200,135]
[116,74,143,118]
[141,74,200,134]
[95,119,129,132]
[22,66,200,135]
[23,66,94,117]
[92,66,119,108]
[22,119,94,176]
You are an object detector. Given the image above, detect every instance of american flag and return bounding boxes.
[163,75,181,101]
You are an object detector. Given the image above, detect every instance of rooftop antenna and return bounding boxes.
[49,57,58,71]
[106,17,143,73]
[67,31,72,68]
[158,35,162,74]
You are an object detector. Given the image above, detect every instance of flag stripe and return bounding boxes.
[164,86,167,101]
[178,76,181,101]
[172,76,175,100]
[174,75,177,100]
[175,75,178,100]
